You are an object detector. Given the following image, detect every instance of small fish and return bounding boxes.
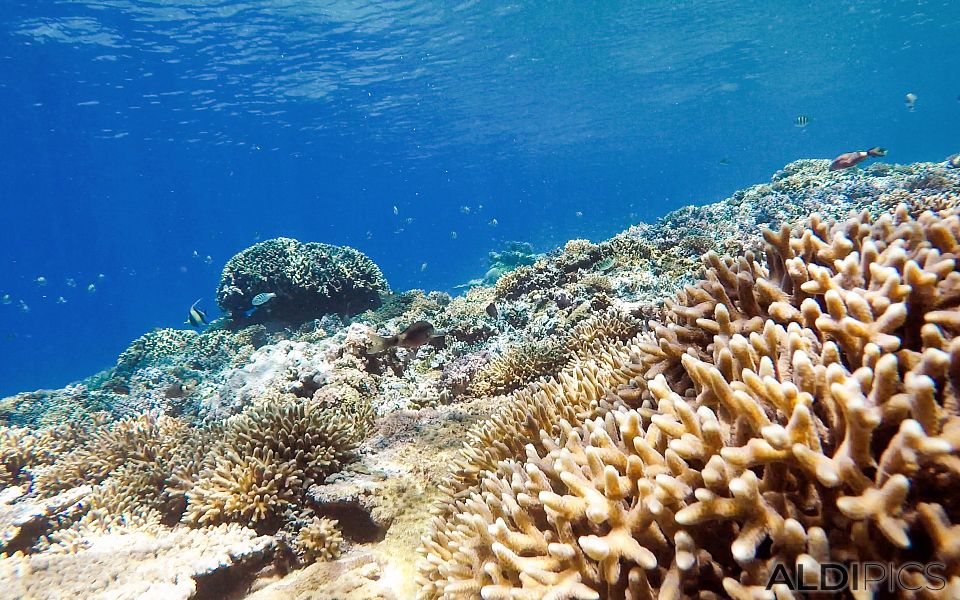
[204,255,212,264]
[596,257,616,272]
[485,302,498,318]
[947,154,960,169]
[794,115,809,128]
[35,276,47,286]
[393,206,399,215]
[97,273,106,281]
[251,292,276,307]
[575,211,583,218]
[56,296,67,304]
[905,92,917,111]
[460,205,471,214]
[66,278,77,288]
[367,321,444,354]
[488,218,499,227]
[185,298,209,328]
[87,283,97,293]
[420,262,428,272]
[450,231,458,239]
[19,300,29,313]
[192,250,199,259]
[453,278,483,289]
[1,294,11,305]
[719,158,730,165]
[829,147,887,171]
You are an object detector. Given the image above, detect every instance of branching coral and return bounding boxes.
[294,516,344,563]
[468,339,570,397]
[566,309,642,358]
[30,412,197,503]
[184,399,359,526]
[417,204,960,598]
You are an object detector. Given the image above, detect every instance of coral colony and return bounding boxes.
[3,157,960,599]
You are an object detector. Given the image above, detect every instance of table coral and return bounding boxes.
[417,204,960,598]
[1,522,274,600]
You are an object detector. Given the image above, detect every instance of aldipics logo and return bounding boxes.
[765,562,947,593]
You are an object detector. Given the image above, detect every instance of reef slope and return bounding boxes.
[2,157,959,599]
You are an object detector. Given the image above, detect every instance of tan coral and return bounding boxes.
[417,204,960,598]
[468,339,571,397]
[294,516,343,563]
[184,399,358,526]
[1,522,273,600]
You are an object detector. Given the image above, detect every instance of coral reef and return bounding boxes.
[416,203,960,598]
[216,238,388,325]
[2,158,959,599]
[184,399,359,527]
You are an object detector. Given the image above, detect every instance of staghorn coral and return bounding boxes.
[30,412,199,504]
[468,339,570,398]
[566,308,642,358]
[217,237,388,324]
[294,516,344,564]
[0,426,39,486]
[417,204,960,598]
[184,398,359,526]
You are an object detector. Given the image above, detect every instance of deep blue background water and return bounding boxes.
[1,0,959,396]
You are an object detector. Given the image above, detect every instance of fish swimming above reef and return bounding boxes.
[947,154,960,169]
[367,321,444,354]
[185,298,209,328]
[905,92,917,111]
[251,292,276,307]
[829,147,887,171]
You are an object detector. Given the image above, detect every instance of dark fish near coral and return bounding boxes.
[185,298,208,328]
[829,147,887,171]
[485,302,498,318]
[368,321,443,354]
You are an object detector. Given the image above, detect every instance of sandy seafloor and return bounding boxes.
[3,156,960,599]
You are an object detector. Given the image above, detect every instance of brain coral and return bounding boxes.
[417,204,960,598]
[216,237,388,324]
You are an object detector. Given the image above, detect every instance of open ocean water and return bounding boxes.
[1,0,958,396]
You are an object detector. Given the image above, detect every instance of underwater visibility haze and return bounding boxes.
[5,3,960,599]
[2,0,959,395]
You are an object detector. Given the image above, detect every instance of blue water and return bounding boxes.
[1,0,958,396]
